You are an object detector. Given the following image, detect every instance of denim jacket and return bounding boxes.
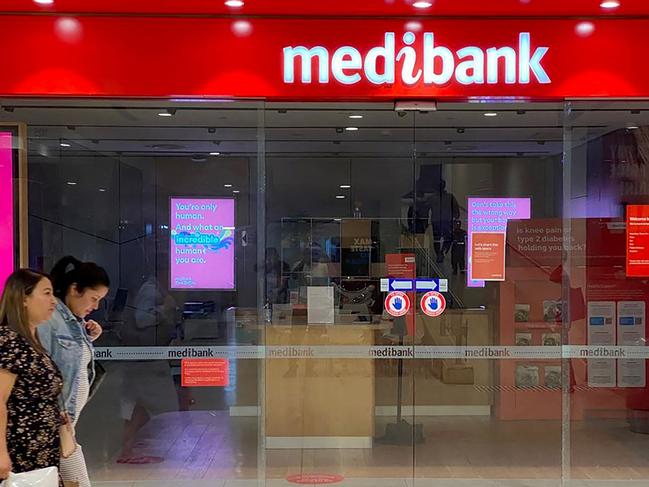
[38,299,96,422]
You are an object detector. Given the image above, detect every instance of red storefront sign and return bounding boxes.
[627,205,649,277]
[5,0,649,17]
[2,16,649,98]
[181,358,229,387]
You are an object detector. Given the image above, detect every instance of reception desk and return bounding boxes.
[225,307,493,449]
[265,324,377,448]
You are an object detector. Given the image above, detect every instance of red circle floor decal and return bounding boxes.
[287,473,344,484]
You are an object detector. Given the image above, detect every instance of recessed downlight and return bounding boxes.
[225,0,244,6]
[66,181,77,186]
[224,184,233,188]
[34,0,54,5]
[413,1,433,8]
[484,112,498,117]
[600,1,620,9]
[345,127,359,131]
[335,195,346,199]
[340,185,352,189]
[348,115,363,119]
[210,152,221,156]
[60,142,71,147]
[233,190,240,194]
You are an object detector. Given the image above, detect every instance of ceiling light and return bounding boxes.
[345,127,359,131]
[627,125,639,130]
[600,1,620,8]
[405,21,423,32]
[34,0,54,5]
[484,112,498,117]
[66,181,77,186]
[340,184,351,189]
[335,195,346,199]
[158,108,176,117]
[233,190,240,194]
[348,115,363,119]
[575,21,595,37]
[225,0,244,6]
[232,20,252,37]
[224,184,233,188]
[99,188,106,192]
[60,142,71,147]
[210,152,221,156]
[413,1,433,8]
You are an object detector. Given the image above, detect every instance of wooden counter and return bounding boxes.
[264,324,376,449]
[225,307,493,448]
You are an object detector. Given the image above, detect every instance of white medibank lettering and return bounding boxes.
[331,46,363,85]
[365,32,395,84]
[423,33,453,85]
[282,45,329,83]
[283,32,550,86]
[397,32,422,85]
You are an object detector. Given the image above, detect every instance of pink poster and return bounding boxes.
[170,198,235,290]
[467,197,531,287]
[0,132,13,293]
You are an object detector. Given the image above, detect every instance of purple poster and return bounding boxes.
[170,198,235,290]
[0,132,13,293]
[467,197,531,287]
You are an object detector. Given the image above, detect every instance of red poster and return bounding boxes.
[627,205,649,277]
[385,253,415,335]
[471,232,506,281]
[181,358,229,387]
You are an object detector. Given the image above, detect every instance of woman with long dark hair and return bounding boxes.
[0,269,61,481]
[38,256,110,487]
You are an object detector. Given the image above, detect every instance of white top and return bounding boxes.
[75,341,92,424]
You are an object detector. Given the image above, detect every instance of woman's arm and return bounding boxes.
[0,369,16,479]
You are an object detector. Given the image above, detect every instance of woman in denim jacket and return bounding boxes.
[38,257,109,487]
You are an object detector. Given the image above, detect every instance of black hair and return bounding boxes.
[50,256,110,301]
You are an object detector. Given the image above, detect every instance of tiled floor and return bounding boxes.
[78,366,649,486]
[91,480,649,487]
[80,409,649,483]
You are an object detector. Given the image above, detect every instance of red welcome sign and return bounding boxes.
[181,359,229,387]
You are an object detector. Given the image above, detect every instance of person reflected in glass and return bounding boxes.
[266,248,289,304]
[116,273,178,465]
[451,219,467,276]
[428,179,460,264]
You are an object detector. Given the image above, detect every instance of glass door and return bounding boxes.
[413,103,564,486]
[263,103,419,485]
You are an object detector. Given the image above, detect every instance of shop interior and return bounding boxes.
[4,98,649,486]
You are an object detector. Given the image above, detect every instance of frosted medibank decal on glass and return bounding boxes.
[626,204,649,277]
[170,198,235,290]
[0,132,13,292]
